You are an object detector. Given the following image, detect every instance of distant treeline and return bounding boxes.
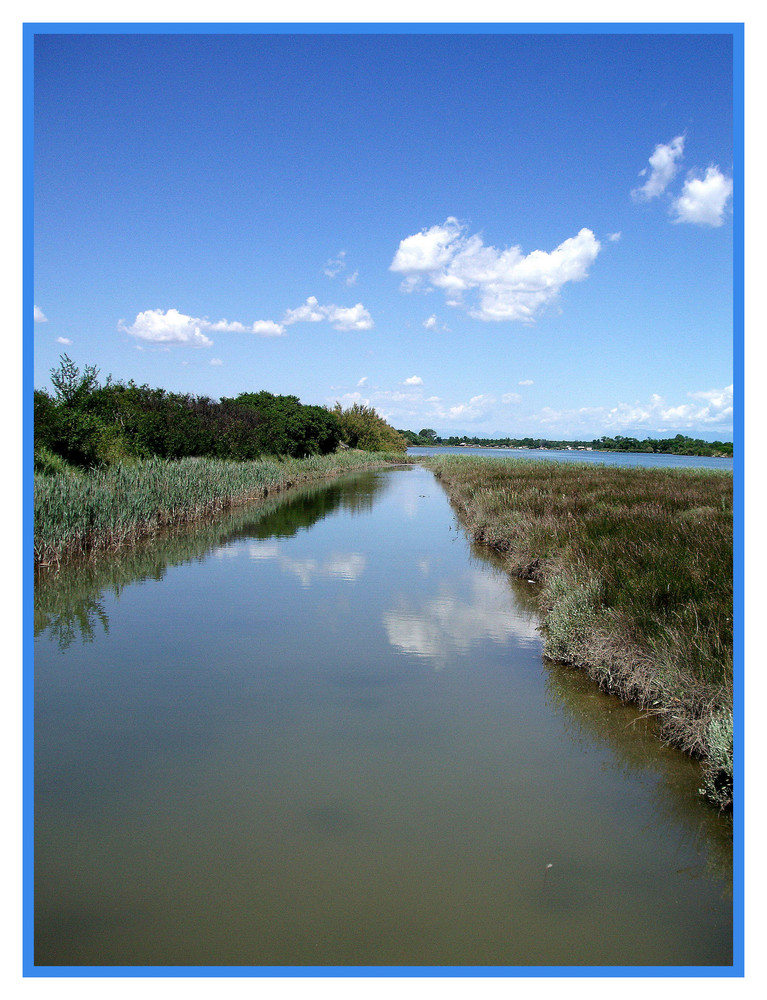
[398,427,733,458]
[35,355,406,473]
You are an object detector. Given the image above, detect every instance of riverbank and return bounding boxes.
[34,450,411,564]
[425,455,734,811]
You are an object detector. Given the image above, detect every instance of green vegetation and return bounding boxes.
[426,455,733,811]
[35,355,406,472]
[35,450,410,564]
[34,355,409,561]
[400,429,733,458]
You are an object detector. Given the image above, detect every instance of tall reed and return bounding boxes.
[34,451,409,564]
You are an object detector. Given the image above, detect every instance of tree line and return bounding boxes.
[34,355,406,472]
[398,428,733,458]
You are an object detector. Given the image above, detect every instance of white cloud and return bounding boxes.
[518,379,534,386]
[250,320,287,337]
[56,336,72,345]
[632,135,685,201]
[345,271,359,287]
[447,394,495,421]
[671,166,733,226]
[357,376,368,387]
[607,232,622,242]
[209,358,223,366]
[119,308,286,347]
[501,392,521,404]
[34,305,48,323]
[404,375,423,386]
[283,296,373,331]
[423,314,438,330]
[119,308,214,347]
[391,218,600,322]
[529,385,733,435]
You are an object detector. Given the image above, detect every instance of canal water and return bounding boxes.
[33,465,732,969]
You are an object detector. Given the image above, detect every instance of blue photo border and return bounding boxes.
[22,19,746,980]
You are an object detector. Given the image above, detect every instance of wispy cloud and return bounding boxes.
[119,308,286,347]
[632,135,685,201]
[671,166,733,226]
[323,250,347,278]
[391,218,600,322]
[518,379,534,386]
[530,385,733,434]
[329,378,732,438]
[34,305,48,323]
[283,296,373,331]
[324,251,359,287]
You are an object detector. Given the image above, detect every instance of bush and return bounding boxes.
[332,402,407,453]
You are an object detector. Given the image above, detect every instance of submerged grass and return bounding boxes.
[425,455,733,811]
[35,450,410,564]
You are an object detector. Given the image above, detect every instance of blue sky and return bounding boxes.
[31,28,737,440]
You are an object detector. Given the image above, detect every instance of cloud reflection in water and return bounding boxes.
[383,570,541,668]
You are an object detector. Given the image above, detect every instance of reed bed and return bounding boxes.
[426,455,734,810]
[34,451,409,564]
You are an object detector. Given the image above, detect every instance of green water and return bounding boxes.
[33,465,733,968]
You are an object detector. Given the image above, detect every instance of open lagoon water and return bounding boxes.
[33,464,733,968]
[408,445,734,471]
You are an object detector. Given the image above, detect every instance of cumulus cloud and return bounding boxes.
[391,218,600,322]
[345,271,359,287]
[283,296,373,331]
[423,314,438,330]
[404,375,423,386]
[120,308,215,347]
[119,308,286,346]
[209,358,223,366]
[671,166,733,226]
[447,394,495,421]
[518,379,534,386]
[607,232,622,242]
[56,336,72,345]
[632,135,685,201]
[34,305,48,323]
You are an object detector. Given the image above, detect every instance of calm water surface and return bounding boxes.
[409,445,734,471]
[34,466,732,968]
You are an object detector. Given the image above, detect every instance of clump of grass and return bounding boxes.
[35,450,410,564]
[426,455,733,810]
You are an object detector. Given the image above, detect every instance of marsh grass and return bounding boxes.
[426,455,733,810]
[34,450,409,564]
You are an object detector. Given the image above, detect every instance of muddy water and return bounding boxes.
[33,465,732,968]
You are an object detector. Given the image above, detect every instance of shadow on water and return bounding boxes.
[34,468,395,651]
[474,543,733,889]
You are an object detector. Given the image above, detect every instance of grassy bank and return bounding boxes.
[425,455,733,811]
[34,450,410,564]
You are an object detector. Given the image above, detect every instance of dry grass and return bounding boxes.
[426,455,733,810]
